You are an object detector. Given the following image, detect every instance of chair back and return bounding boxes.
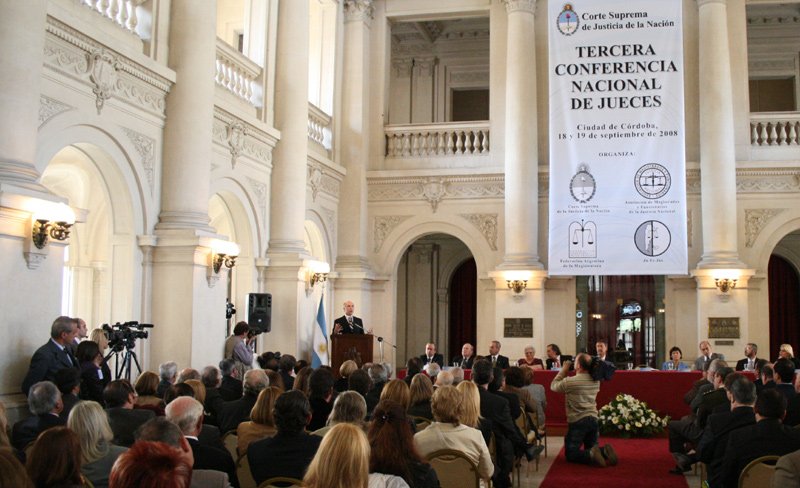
[222,431,239,460]
[413,416,431,432]
[237,453,258,488]
[426,448,481,488]
[738,455,780,488]
[258,477,304,488]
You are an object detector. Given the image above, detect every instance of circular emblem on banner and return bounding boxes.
[634,163,671,199]
[556,4,580,36]
[634,220,671,257]
[570,164,596,203]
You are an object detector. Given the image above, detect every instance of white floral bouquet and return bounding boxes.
[598,393,669,438]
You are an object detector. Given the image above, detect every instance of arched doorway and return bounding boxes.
[395,233,474,364]
[769,254,800,359]
[448,258,477,361]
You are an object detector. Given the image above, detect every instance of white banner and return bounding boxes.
[547,0,687,276]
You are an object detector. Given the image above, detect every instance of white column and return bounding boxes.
[0,0,48,193]
[696,0,742,268]
[336,0,372,272]
[501,0,542,269]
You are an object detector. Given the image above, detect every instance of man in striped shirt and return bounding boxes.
[551,353,617,467]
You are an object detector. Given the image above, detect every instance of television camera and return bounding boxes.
[101,321,153,381]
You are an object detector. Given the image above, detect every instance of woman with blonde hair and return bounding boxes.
[237,386,280,455]
[304,423,409,488]
[779,344,800,368]
[456,380,491,446]
[379,379,411,411]
[68,401,128,488]
[336,360,359,392]
[407,374,433,420]
[90,328,113,386]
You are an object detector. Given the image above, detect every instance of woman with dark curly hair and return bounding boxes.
[368,400,439,488]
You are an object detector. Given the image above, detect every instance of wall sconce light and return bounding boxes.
[306,260,330,291]
[714,278,737,294]
[504,270,532,297]
[32,203,76,249]
[210,240,240,274]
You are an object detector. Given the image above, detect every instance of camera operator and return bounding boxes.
[224,321,255,379]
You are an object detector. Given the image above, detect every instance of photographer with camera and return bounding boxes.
[224,321,255,380]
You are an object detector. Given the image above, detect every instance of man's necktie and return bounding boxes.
[492,356,497,366]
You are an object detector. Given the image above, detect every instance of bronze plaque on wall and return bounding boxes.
[504,318,533,338]
[708,317,740,339]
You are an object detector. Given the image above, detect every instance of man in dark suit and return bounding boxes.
[217,369,268,434]
[693,340,725,372]
[473,359,529,488]
[487,340,510,369]
[365,363,388,413]
[773,358,797,402]
[104,379,155,447]
[157,361,177,398]
[166,396,239,487]
[11,381,65,450]
[696,374,756,486]
[735,343,767,372]
[135,416,233,488]
[21,316,79,395]
[754,363,775,395]
[545,343,573,370]
[218,358,243,402]
[721,388,800,488]
[54,367,81,422]
[332,300,366,334]
[419,342,444,368]
[248,390,322,485]
[452,343,475,369]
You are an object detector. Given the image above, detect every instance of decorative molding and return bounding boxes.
[503,0,536,14]
[392,57,413,78]
[24,251,47,270]
[745,208,786,248]
[749,58,796,73]
[684,168,800,194]
[373,215,412,253]
[309,165,323,202]
[320,206,337,250]
[247,177,268,227]
[414,56,438,77]
[460,213,498,251]
[344,0,374,23]
[368,174,504,204]
[39,95,73,125]
[687,209,693,248]
[227,121,247,168]
[307,162,341,200]
[87,49,121,114]
[213,108,277,167]
[121,127,155,193]
[450,71,490,85]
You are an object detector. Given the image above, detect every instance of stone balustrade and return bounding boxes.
[751,112,799,146]
[308,103,332,151]
[78,0,140,35]
[215,38,262,107]
[385,122,490,158]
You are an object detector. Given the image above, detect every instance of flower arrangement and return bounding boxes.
[598,393,669,438]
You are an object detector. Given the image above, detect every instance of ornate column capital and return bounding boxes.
[503,0,537,15]
[696,0,727,7]
[344,0,374,23]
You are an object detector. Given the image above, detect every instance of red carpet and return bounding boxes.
[539,437,688,488]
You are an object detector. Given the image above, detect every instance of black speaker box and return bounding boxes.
[247,293,272,333]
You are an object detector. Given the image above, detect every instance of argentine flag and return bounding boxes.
[312,295,328,368]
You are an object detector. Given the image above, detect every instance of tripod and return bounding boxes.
[105,347,142,382]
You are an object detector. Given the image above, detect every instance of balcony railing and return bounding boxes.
[751,112,799,147]
[78,0,141,36]
[215,38,262,107]
[308,103,332,151]
[385,122,490,158]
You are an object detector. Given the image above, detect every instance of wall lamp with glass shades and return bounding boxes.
[32,203,76,249]
[210,240,240,273]
[504,270,533,298]
[306,260,330,292]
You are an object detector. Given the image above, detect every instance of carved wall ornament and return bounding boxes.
[344,0,374,23]
[227,121,247,168]
[503,0,537,14]
[121,127,156,193]
[745,208,786,248]
[309,165,324,202]
[368,174,504,203]
[247,177,268,228]
[87,50,121,114]
[460,213,498,251]
[419,177,449,213]
[373,215,412,253]
[39,95,73,125]
[213,109,277,167]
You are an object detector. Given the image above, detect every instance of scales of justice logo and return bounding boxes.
[569,219,597,258]
[634,163,671,199]
[570,164,596,203]
[556,4,579,36]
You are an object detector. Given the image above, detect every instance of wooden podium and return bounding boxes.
[331,334,373,376]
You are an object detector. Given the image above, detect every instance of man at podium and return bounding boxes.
[333,300,366,334]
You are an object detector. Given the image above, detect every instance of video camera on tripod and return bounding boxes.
[102,321,154,353]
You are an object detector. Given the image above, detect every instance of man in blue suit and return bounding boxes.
[21,316,79,395]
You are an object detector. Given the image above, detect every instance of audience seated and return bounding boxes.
[304,423,410,488]
[313,390,368,437]
[502,366,540,422]
[76,340,108,403]
[294,360,309,374]
[403,358,422,387]
[278,354,297,391]
[380,379,411,413]
[414,385,493,483]
[12,380,65,451]
[307,368,335,431]
[164,383,195,405]
[336,360,359,393]
[109,440,192,488]
[68,400,128,488]
[520,367,547,425]
[754,363,775,394]
[134,416,232,488]
[165,396,238,487]
[236,385,279,456]
[408,374,434,421]
[772,358,796,402]
[292,365,313,396]
[134,371,164,410]
[104,379,155,447]
[265,369,285,392]
[435,370,454,388]
[216,369,268,434]
[25,426,85,488]
[488,366,521,420]
[0,447,33,488]
[449,367,465,385]
[422,363,441,384]
[54,367,82,423]
[200,365,224,423]
[248,390,322,485]
[366,364,389,413]
[217,359,243,402]
[773,449,800,486]
[456,380,492,447]
[721,388,800,487]
[368,400,439,488]
[177,368,200,384]
[157,361,178,399]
